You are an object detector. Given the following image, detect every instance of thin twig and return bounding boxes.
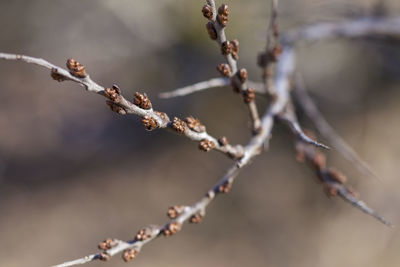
[292,73,381,181]
[277,102,330,149]
[159,77,266,99]
[0,53,244,159]
[263,0,280,96]
[207,0,262,134]
[295,137,392,227]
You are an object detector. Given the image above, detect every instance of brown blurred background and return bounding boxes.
[0,0,400,266]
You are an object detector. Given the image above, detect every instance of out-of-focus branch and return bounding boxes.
[292,74,380,181]
[260,0,280,97]
[295,133,392,226]
[159,77,266,99]
[282,17,400,45]
[0,53,244,160]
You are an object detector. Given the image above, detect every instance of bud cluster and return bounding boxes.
[66,58,86,78]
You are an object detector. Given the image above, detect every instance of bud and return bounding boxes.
[237,68,248,83]
[133,92,152,110]
[171,117,186,134]
[122,249,137,262]
[202,4,213,20]
[185,116,206,133]
[50,68,66,82]
[66,58,86,78]
[221,41,232,55]
[162,222,181,237]
[216,63,231,77]
[206,22,217,40]
[167,205,185,219]
[243,88,255,103]
[199,139,215,152]
[141,116,158,131]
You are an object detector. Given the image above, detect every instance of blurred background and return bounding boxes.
[0,0,400,266]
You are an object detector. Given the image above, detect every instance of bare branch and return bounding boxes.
[159,78,266,99]
[277,102,330,149]
[282,17,400,45]
[295,135,392,227]
[292,74,381,181]
[0,52,244,160]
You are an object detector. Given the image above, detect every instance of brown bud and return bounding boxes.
[185,116,206,133]
[218,4,229,16]
[206,22,217,40]
[106,100,126,115]
[218,180,232,194]
[231,39,239,53]
[323,184,337,197]
[162,222,181,237]
[217,14,228,27]
[171,117,186,134]
[122,249,137,262]
[104,85,121,102]
[312,152,326,170]
[141,116,158,131]
[217,63,231,77]
[133,92,152,110]
[243,88,255,103]
[98,238,117,251]
[167,205,185,219]
[66,58,86,78]
[221,41,232,55]
[98,252,111,261]
[199,139,215,152]
[328,168,347,184]
[237,68,248,83]
[189,213,203,224]
[218,136,229,146]
[135,227,153,241]
[50,68,66,82]
[202,4,213,20]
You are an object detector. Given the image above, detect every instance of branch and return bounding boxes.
[259,0,280,97]
[159,77,266,99]
[282,17,400,45]
[204,0,262,134]
[295,134,392,227]
[0,53,244,160]
[292,73,381,181]
[52,35,298,267]
[277,102,330,149]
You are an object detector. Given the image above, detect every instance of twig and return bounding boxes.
[0,53,244,160]
[282,17,400,45]
[206,0,262,134]
[159,77,266,99]
[277,102,330,149]
[51,35,298,267]
[262,0,280,96]
[292,73,381,181]
[295,135,392,227]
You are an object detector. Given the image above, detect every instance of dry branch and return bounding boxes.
[0,1,397,266]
